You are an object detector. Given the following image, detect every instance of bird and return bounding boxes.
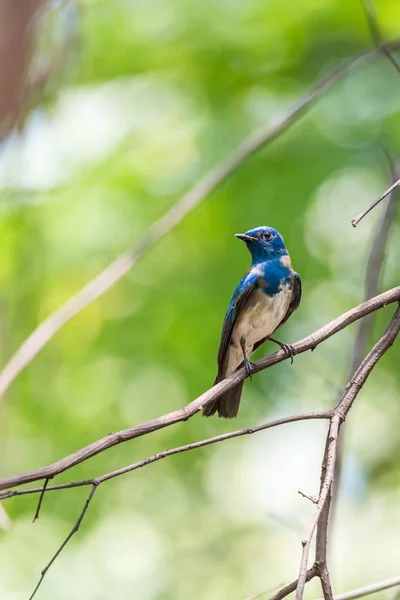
[203,226,301,419]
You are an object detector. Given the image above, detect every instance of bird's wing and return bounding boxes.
[276,271,302,330]
[217,268,260,373]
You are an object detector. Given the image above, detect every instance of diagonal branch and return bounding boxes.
[351,177,400,227]
[0,40,399,404]
[28,483,97,600]
[270,566,319,600]
[362,0,400,74]
[0,286,398,493]
[294,305,400,600]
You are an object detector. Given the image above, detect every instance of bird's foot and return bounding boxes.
[268,337,296,364]
[243,357,256,380]
[240,335,255,380]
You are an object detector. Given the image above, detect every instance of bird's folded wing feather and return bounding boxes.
[277,271,302,329]
[217,268,260,370]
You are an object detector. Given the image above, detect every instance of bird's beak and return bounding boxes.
[235,233,255,242]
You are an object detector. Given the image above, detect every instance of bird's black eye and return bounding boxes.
[263,231,273,241]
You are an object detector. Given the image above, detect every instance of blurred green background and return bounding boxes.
[0,0,399,598]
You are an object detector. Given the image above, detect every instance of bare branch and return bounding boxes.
[296,416,340,600]
[28,483,97,600]
[295,305,400,600]
[298,490,317,504]
[315,437,334,600]
[32,477,50,522]
[351,177,400,227]
[0,287,398,493]
[0,41,399,405]
[270,566,319,600]
[361,0,400,74]
[244,582,284,600]
[314,576,400,600]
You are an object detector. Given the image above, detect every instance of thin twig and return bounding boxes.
[0,287,398,493]
[29,483,98,600]
[32,477,50,522]
[351,177,400,227]
[244,582,284,600]
[314,575,400,600]
[0,41,399,404]
[298,490,317,504]
[270,566,319,600]
[362,0,400,74]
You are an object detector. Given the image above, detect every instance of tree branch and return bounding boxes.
[0,39,399,404]
[0,287,398,493]
[270,566,319,600]
[315,436,334,600]
[28,483,98,600]
[294,305,400,600]
[315,575,400,600]
[361,0,400,74]
[296,416,340,600]
[351,177,400,227]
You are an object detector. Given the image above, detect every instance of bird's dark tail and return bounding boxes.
[202,376,244,418]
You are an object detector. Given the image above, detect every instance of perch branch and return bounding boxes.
[0,39,400,404]
[0,286,399,493]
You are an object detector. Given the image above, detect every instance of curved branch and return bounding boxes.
[0,40,399,403]
[0,286,398,492]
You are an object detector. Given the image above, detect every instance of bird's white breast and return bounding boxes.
[224,286,292,375]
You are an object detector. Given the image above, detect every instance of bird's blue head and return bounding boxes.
[235,226,288,263]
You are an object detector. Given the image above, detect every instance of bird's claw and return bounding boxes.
[243,358,256,380]
[268,337,296,363]
[281,343,296,364]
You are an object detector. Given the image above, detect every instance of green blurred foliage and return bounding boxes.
[0,0,399,598]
